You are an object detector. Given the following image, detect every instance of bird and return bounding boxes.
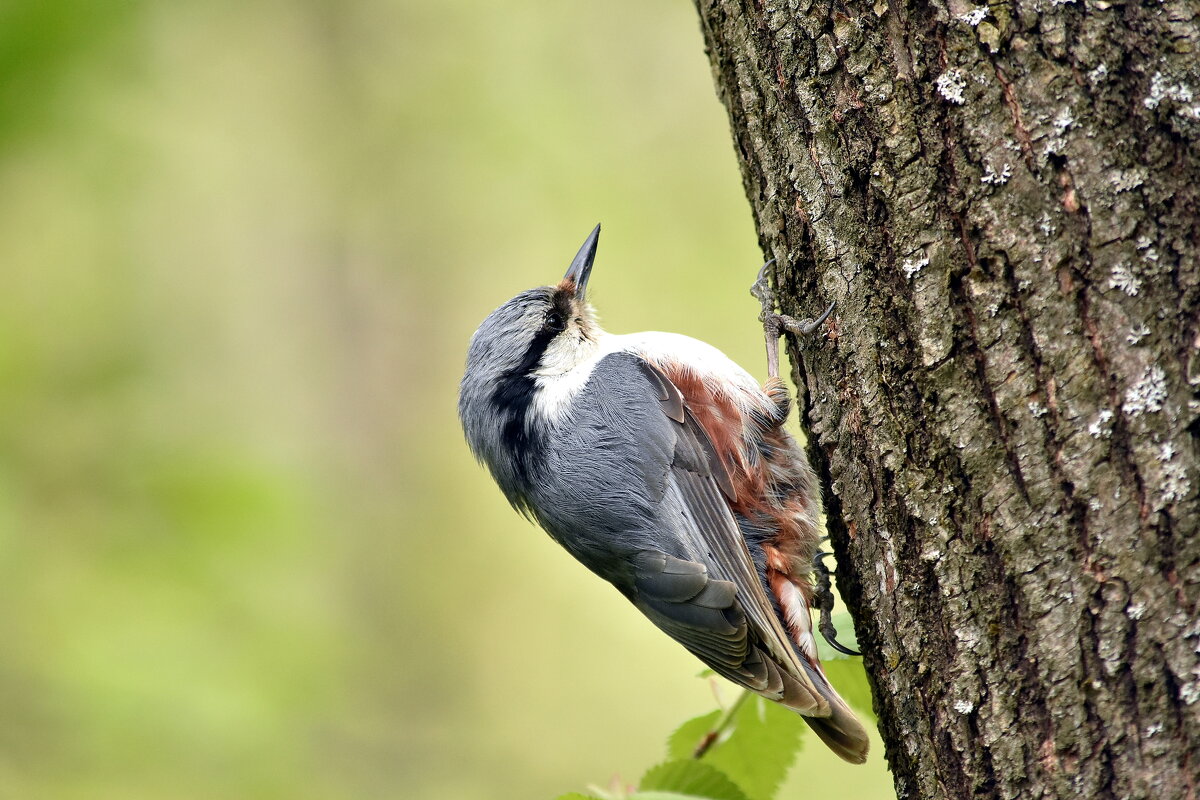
[457,224,869,763]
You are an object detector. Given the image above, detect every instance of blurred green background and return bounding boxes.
[0,1,894,798]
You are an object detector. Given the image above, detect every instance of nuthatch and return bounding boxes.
[458,225,869,763]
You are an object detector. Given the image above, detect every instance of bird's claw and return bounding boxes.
[750,260,834,381]
[783,301,837,336]
[751,259,776,322]
[813,549,861,657]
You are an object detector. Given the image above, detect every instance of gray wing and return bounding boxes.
[536,353,831,717]
[637,378,832,716]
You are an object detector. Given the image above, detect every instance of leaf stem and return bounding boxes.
[692,689,752,759]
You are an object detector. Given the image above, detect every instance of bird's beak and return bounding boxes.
[563,223,600,300]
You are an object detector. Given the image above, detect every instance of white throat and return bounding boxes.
[531,329,617,422]
[531,329,760,425]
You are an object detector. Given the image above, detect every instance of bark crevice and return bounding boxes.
[693,0,1200,797]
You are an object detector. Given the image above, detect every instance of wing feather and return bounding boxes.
[628,364,832,717]
[537,352,868,762]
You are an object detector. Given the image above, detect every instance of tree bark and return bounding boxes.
[691,1,1200,798]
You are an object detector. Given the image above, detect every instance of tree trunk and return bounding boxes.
[690,1,1200,798]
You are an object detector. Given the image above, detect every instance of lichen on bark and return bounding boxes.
[691,0,1200,797]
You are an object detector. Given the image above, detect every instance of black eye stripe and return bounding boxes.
[487,287,580,478]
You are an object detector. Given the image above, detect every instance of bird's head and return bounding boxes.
[458,225,605,496]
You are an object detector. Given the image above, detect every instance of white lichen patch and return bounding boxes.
[1127,602,1146,620]
[958,5,989,25]
[1053,108,1075,131]
[1161,454,1191,505]
[1028,400,1048,418]
[936,69,967,105]
[954,628,981,652]
[1159,441,1178,461]
[1123,366,1167,416]
[1145,722,1164,737]
[1089,409,1115,438]
[1089,63,1109,83]
[876,526,898,596]
[1126,323,1151,345]
[1181,683,1200,706]
[1141,247,1162,274]
[1112,168,1146,193]
[1180,104,1200,122]
[902,255,929,279]
[981,162,1013,185]
[1039,212,1056,236]
[1145,71,1194,110]
[1109,263,1142,296]
[953,699,975,714]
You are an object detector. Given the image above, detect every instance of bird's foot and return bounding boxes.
[751,260,835,380]
[813,550,861,657]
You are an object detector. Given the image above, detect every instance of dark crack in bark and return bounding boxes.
[692,0,1200,797]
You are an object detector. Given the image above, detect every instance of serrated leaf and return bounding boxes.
[667,710,722,760]
[665,696,804,800]
[639,760,750,800]
[814,610,860,661]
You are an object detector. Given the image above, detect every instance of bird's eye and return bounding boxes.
[546,311,566,332]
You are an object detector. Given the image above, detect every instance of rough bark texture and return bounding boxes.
[691,1,1200,798]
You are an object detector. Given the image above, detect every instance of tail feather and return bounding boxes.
[774,576,871,762]
[796,630,871,763]
[802,699,870,764]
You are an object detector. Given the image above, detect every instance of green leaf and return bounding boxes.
[556,794,603,800]
[820,659,876,719]
[667,710,721,760]
[628,793,727,800]
[665,696,804,800]
[813,610,860,661]
[639,760,750,800]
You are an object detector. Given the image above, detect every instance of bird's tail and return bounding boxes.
[766,570,870,763]
[794,653,870,763]
[802,699,870,764]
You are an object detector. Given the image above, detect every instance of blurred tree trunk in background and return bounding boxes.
[691,1,1199,798]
